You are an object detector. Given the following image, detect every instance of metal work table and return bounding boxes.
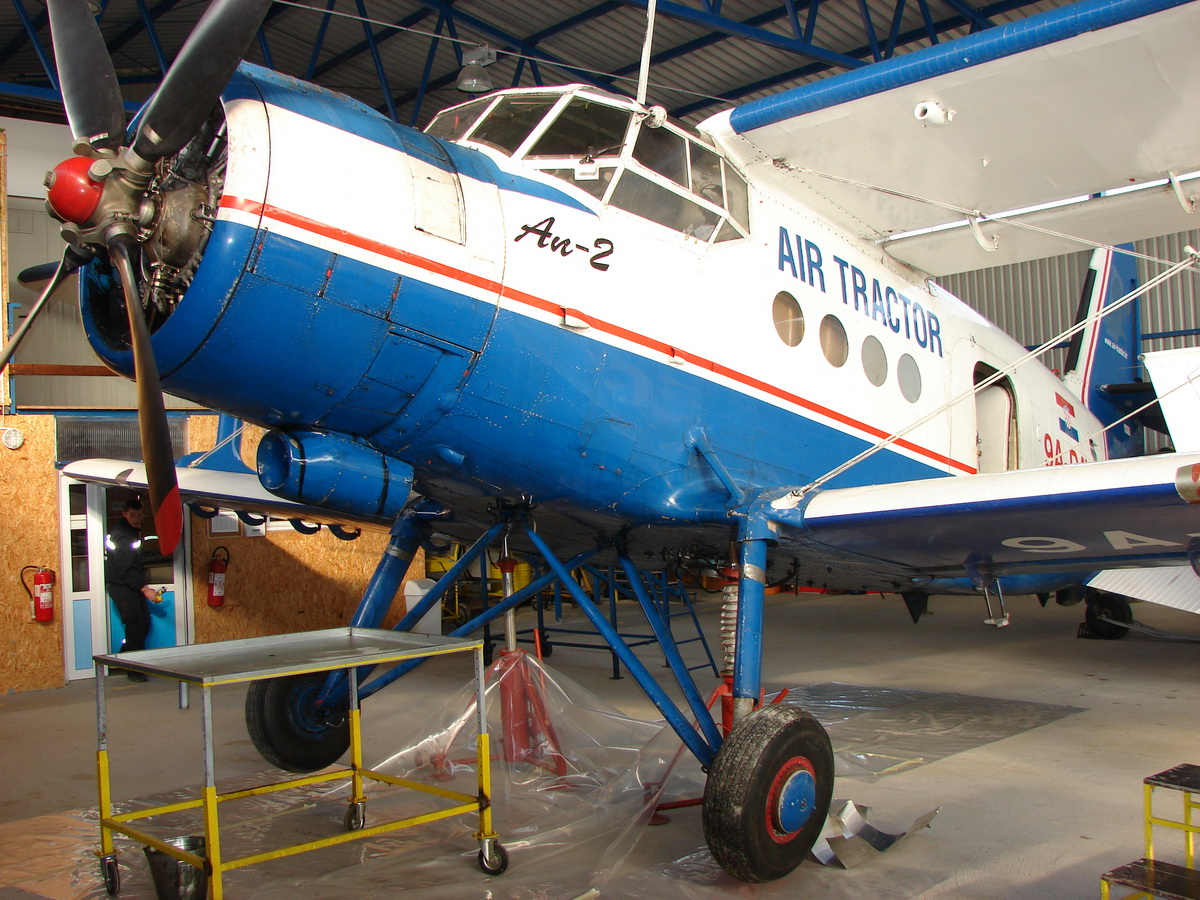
[94,627,504,898]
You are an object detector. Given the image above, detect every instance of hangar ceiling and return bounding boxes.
[0,0,1073,130]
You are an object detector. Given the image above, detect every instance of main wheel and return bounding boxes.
[1085,591,1132,640]
[245,672,350,772]
[702,704,833,883]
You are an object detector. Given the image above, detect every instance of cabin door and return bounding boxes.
[974,374,1017,473]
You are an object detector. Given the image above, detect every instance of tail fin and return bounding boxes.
[1061,243,1145,458]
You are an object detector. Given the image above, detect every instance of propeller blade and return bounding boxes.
[17,261,63,291]
[46,0,126,154]
[0,248,87,374]
[132,0,274,162]
[109,237,183,556]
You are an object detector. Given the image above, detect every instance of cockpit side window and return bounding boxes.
[633,126,688,188]
[527,99,633,159]
[689,143,724,205]
[467,96,558,155]
[424,97,494,141]
[609,169,720,239]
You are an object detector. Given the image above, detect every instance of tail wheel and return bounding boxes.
[245,672,350,772]
[1084,590,1133,640]
[703,704,832,883]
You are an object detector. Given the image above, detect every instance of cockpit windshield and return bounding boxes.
[425,88,749,243]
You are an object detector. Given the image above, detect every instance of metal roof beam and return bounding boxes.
[671,0,1046,118]
[615,0,867,70]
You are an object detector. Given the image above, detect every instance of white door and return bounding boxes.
[59,476,192,680]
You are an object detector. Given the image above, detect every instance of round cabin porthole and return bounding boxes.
[898,353,922,402]
[861,335,887,386]
[773,291,805,347]
[819,315,848,367]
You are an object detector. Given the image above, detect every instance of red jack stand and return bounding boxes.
[494,649,568,776]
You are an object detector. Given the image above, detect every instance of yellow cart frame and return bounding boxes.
[94,627,503,898]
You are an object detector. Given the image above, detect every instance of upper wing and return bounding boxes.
[726,0,1200,274]
[768,452,1200,586]
[63,457,390,533]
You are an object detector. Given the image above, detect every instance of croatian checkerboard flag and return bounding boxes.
[1056,393,1079,441]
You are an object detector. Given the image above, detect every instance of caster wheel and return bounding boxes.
[101,856,121,896]
[343,802,366,832]
[478,842,509,875]
[536,628,553,657]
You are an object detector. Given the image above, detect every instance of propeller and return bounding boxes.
[39,0,275,555]
[45,0,124,155]
[110,236,183,554]
[0,248,88,374]
[132,0,275,163]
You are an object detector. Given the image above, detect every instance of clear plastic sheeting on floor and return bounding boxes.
[776,682,1084,779]
[0,662,1083,899]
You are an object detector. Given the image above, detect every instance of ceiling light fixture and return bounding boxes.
[456,46,496,93]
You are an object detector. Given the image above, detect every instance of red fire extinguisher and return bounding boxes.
[21,566,56,623]
[207,547,229,607]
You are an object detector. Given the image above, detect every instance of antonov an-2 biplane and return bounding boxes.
[9,0,1200,882]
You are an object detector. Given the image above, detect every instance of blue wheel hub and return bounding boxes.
[768,756,816,840]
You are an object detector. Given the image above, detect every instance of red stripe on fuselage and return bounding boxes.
[218,195,975,475]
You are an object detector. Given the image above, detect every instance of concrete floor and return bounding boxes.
[0,590,1197,899]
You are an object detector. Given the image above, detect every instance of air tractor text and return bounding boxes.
[778,226,943,357]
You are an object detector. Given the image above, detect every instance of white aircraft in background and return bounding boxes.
[6,0,1200,882]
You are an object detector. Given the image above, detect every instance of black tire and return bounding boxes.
[343,802,366,832]
[702,704,833,883]
[1085,591,1132,640]
[101,856,120,896]
[536,627,553,658]
[478,842,509,875]
[245,672,350,773]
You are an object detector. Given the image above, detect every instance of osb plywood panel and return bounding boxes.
[189,526,425,643]
[0,415,64,692]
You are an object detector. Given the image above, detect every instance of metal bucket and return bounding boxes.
[144,836,208,900]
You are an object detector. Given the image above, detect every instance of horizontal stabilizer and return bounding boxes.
[1088,566,1200,615]
[1142,347,1200,451]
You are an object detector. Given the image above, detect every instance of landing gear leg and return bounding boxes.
[244,502,439,771]
[701,528,833,882]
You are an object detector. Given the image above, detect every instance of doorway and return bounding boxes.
[59,477,191,680]
[974,363,1018,473]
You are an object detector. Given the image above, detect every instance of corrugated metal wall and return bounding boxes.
[940,229,1200,373]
